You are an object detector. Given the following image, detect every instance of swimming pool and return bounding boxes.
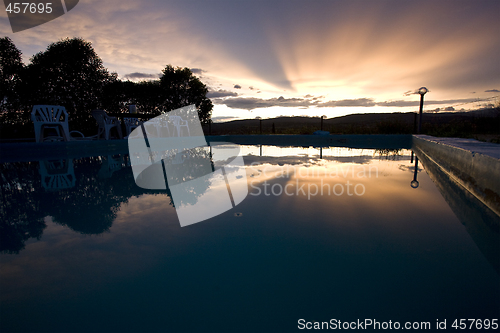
[1,137,499,332]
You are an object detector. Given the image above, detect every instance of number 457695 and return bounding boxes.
[452,319,498,330]
[5,3,53,14]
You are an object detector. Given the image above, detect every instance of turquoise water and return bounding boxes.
[1,145,499,332]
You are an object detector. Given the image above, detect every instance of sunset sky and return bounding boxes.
[2,0,499,122]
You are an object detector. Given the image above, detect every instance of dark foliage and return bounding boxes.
[0,38,213,139]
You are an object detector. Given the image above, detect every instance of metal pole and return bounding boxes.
[418,93,425,134]
[321,116,324,131]
[260,119,262,134]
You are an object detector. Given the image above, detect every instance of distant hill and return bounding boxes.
[208,109,500,142]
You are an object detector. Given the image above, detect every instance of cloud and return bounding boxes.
[206,89,238,98]
[376,98,481,107]
[234,84,242,89]
[190,68,206,75]
[215,95,493,111]
[485,89,500,93]
[403,90,417,96]
[215,96,313,110]
[215,95,381,110]
[317,98,376,107]
[123,72,160,80]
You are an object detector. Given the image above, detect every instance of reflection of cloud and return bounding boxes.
[485,89,500,93]
[212,116,239,122]
[243,154,395,167]
[398,164,422,173]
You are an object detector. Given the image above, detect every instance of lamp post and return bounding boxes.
[320,115,326,131]
[417,87,428,134]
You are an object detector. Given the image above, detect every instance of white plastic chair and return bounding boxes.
[124,117,142,136]
[169,116,190,137]
[143,117,171,137]
[91,110,123,140]
[31,105,74,142]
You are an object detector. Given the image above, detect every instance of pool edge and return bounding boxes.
[412,135,500,217]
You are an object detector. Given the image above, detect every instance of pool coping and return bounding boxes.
[412,135,500,217]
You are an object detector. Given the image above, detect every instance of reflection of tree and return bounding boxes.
[1,148,216,253]
[0,162,47,253]
[47,157,173,235]
[162,147,213,207]
[0,156,175,253]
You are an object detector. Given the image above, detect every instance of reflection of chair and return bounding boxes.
[31,105,71,142]
[92,110,123,140]
[97,155,123,178]
[39,159,76,191]
[169,116,190,137]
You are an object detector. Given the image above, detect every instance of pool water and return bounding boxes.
[0,145,499,332]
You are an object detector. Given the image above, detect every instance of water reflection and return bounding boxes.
[39,159,76,190]
[1,146,497,264]
[0,145,499,332]
[413,149,500,275]
[0,147,407,253]
[0,156,173,253]
[411,157,420,188]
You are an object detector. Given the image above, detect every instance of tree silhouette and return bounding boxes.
[160,65,213,124]
[0,37,29,138]
[0,38,214,139]
[23,37,115,134]
[0,37,24,113]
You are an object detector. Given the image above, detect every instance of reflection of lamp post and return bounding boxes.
[417,87,428,134]
[411,157,419,188]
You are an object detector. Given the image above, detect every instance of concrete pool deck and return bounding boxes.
[412,135,500,217]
